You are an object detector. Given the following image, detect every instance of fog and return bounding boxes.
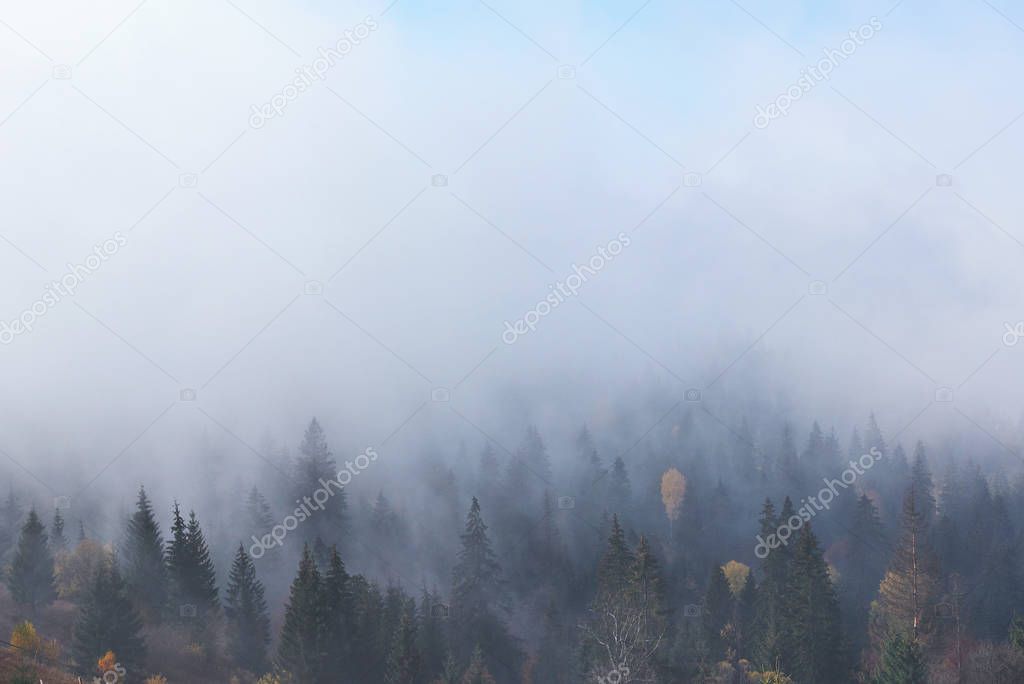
[1,0,1023,550]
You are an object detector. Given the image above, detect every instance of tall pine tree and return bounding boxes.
[225,544,271,673]
[122,486,168,622]
[7,508,56,613]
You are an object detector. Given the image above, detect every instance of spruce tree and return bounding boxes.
[72,562,146,676]
[294,418,347,548]
[278,544,324,682]
[122,486,168,622]
[166,504,219,624]
[225,544,270,673]
[49,508,67,554]
[596,515,634,599]
[841,494,887,654]
[320,545,352,678]
[703,564,733,661]
[0,487,23,558]
[246,485,273,537]
[787,523,843,683]
[385,608,420,684]
[754,498,794,670]
[607,457,632,515]
[7,509,56,613]
[417,587,448,681]
[874,631,926,684]
[451,497,518,678]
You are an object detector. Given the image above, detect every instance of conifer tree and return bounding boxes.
[461,645,497,684]
[225,544,270,673]
[753,498,795,672]
[736,572,758,661]
[320,546,352,678]
[703,564,733,661]
[606,457,632,515]
[517,425,552,485]
[278,544,324,682]
[49,508,67,554]
[7,509,56,613]
[596,515,634,599]
[385,608,420,684]
[0,487,23,557]
[417,587,448,681]
[873,631,926,684]
[166,504,219,624]
[870,487,939,644]
[841,494,887,653]
[294,418,347,548]
[787,523,843,683]
[533,599,573,684]
[72,562,146,676]
[246,485,273,537]
[451,497,518,678]
[122,486,167,622]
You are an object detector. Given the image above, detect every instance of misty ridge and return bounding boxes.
[3,0,1024,683]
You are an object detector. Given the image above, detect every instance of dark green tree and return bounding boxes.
[72,562,146,676]
[417,587,448,681]
[873,631,926,684]
[703,564,733,662]
[225,544,270,673]
[7,509,56,613]
[166,504,219,624]
[787,523,843,683]
[596,515,634,599]
[606,457,632,515]
[278,544,324,682]
[294,418,348,548]
[49,507,67,554]
[320,546,352,678]
[451,497,519,679]
[385,607,420,684]
[121,486,167,622]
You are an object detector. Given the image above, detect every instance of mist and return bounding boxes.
[2,1,1024,682]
